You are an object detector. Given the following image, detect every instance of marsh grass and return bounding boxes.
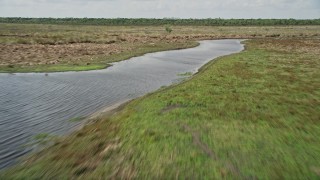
[1,39,319,179]
[1,24,320,73]
[0,64,108,73]
[30,133,56,146]
[69,117,86,122]
[177,72,193,76]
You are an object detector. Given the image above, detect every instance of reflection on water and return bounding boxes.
[0,40,244,169]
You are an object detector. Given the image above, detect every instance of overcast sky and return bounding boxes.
[0,0,319,19]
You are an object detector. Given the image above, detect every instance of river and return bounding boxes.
[0,39,244,169]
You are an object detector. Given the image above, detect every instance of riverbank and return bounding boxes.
[1,38,319,179]
[1,24,320,73]
[0,40,243,170]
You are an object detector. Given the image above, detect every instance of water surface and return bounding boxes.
[0,39,244,169]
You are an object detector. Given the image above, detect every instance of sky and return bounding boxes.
[0,0,319,19]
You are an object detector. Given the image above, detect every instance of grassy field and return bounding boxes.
[1,23,320,72]
[1,38,319,179]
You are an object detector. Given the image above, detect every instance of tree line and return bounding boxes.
[1,17,320,26]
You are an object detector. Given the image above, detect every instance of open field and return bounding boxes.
[0,23,320,72]
[1,38,319,179]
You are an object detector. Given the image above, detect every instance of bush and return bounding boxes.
[165,26,173,33]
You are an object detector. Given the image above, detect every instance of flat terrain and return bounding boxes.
[1,37,319,178]
[1,24,320,72]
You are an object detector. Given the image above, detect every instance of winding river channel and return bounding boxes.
[0,39,244,169]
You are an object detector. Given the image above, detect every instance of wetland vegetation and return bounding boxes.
[0,19,319,179]
[1,38,320,179]
[1,23,319,72]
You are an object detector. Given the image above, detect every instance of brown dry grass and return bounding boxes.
[1,24,319,69]
[0,43,133,66]
[253,39,320,55]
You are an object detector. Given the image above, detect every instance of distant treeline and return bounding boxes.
[1,17,320,26]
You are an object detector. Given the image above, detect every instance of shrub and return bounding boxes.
[165,26,173,33]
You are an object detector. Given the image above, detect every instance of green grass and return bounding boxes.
[69,117,86,122]
[0,64,108,73]
[30,133,56,146]
[33,133,51,140]
[177,71,193,76]
[1,39,319,179]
